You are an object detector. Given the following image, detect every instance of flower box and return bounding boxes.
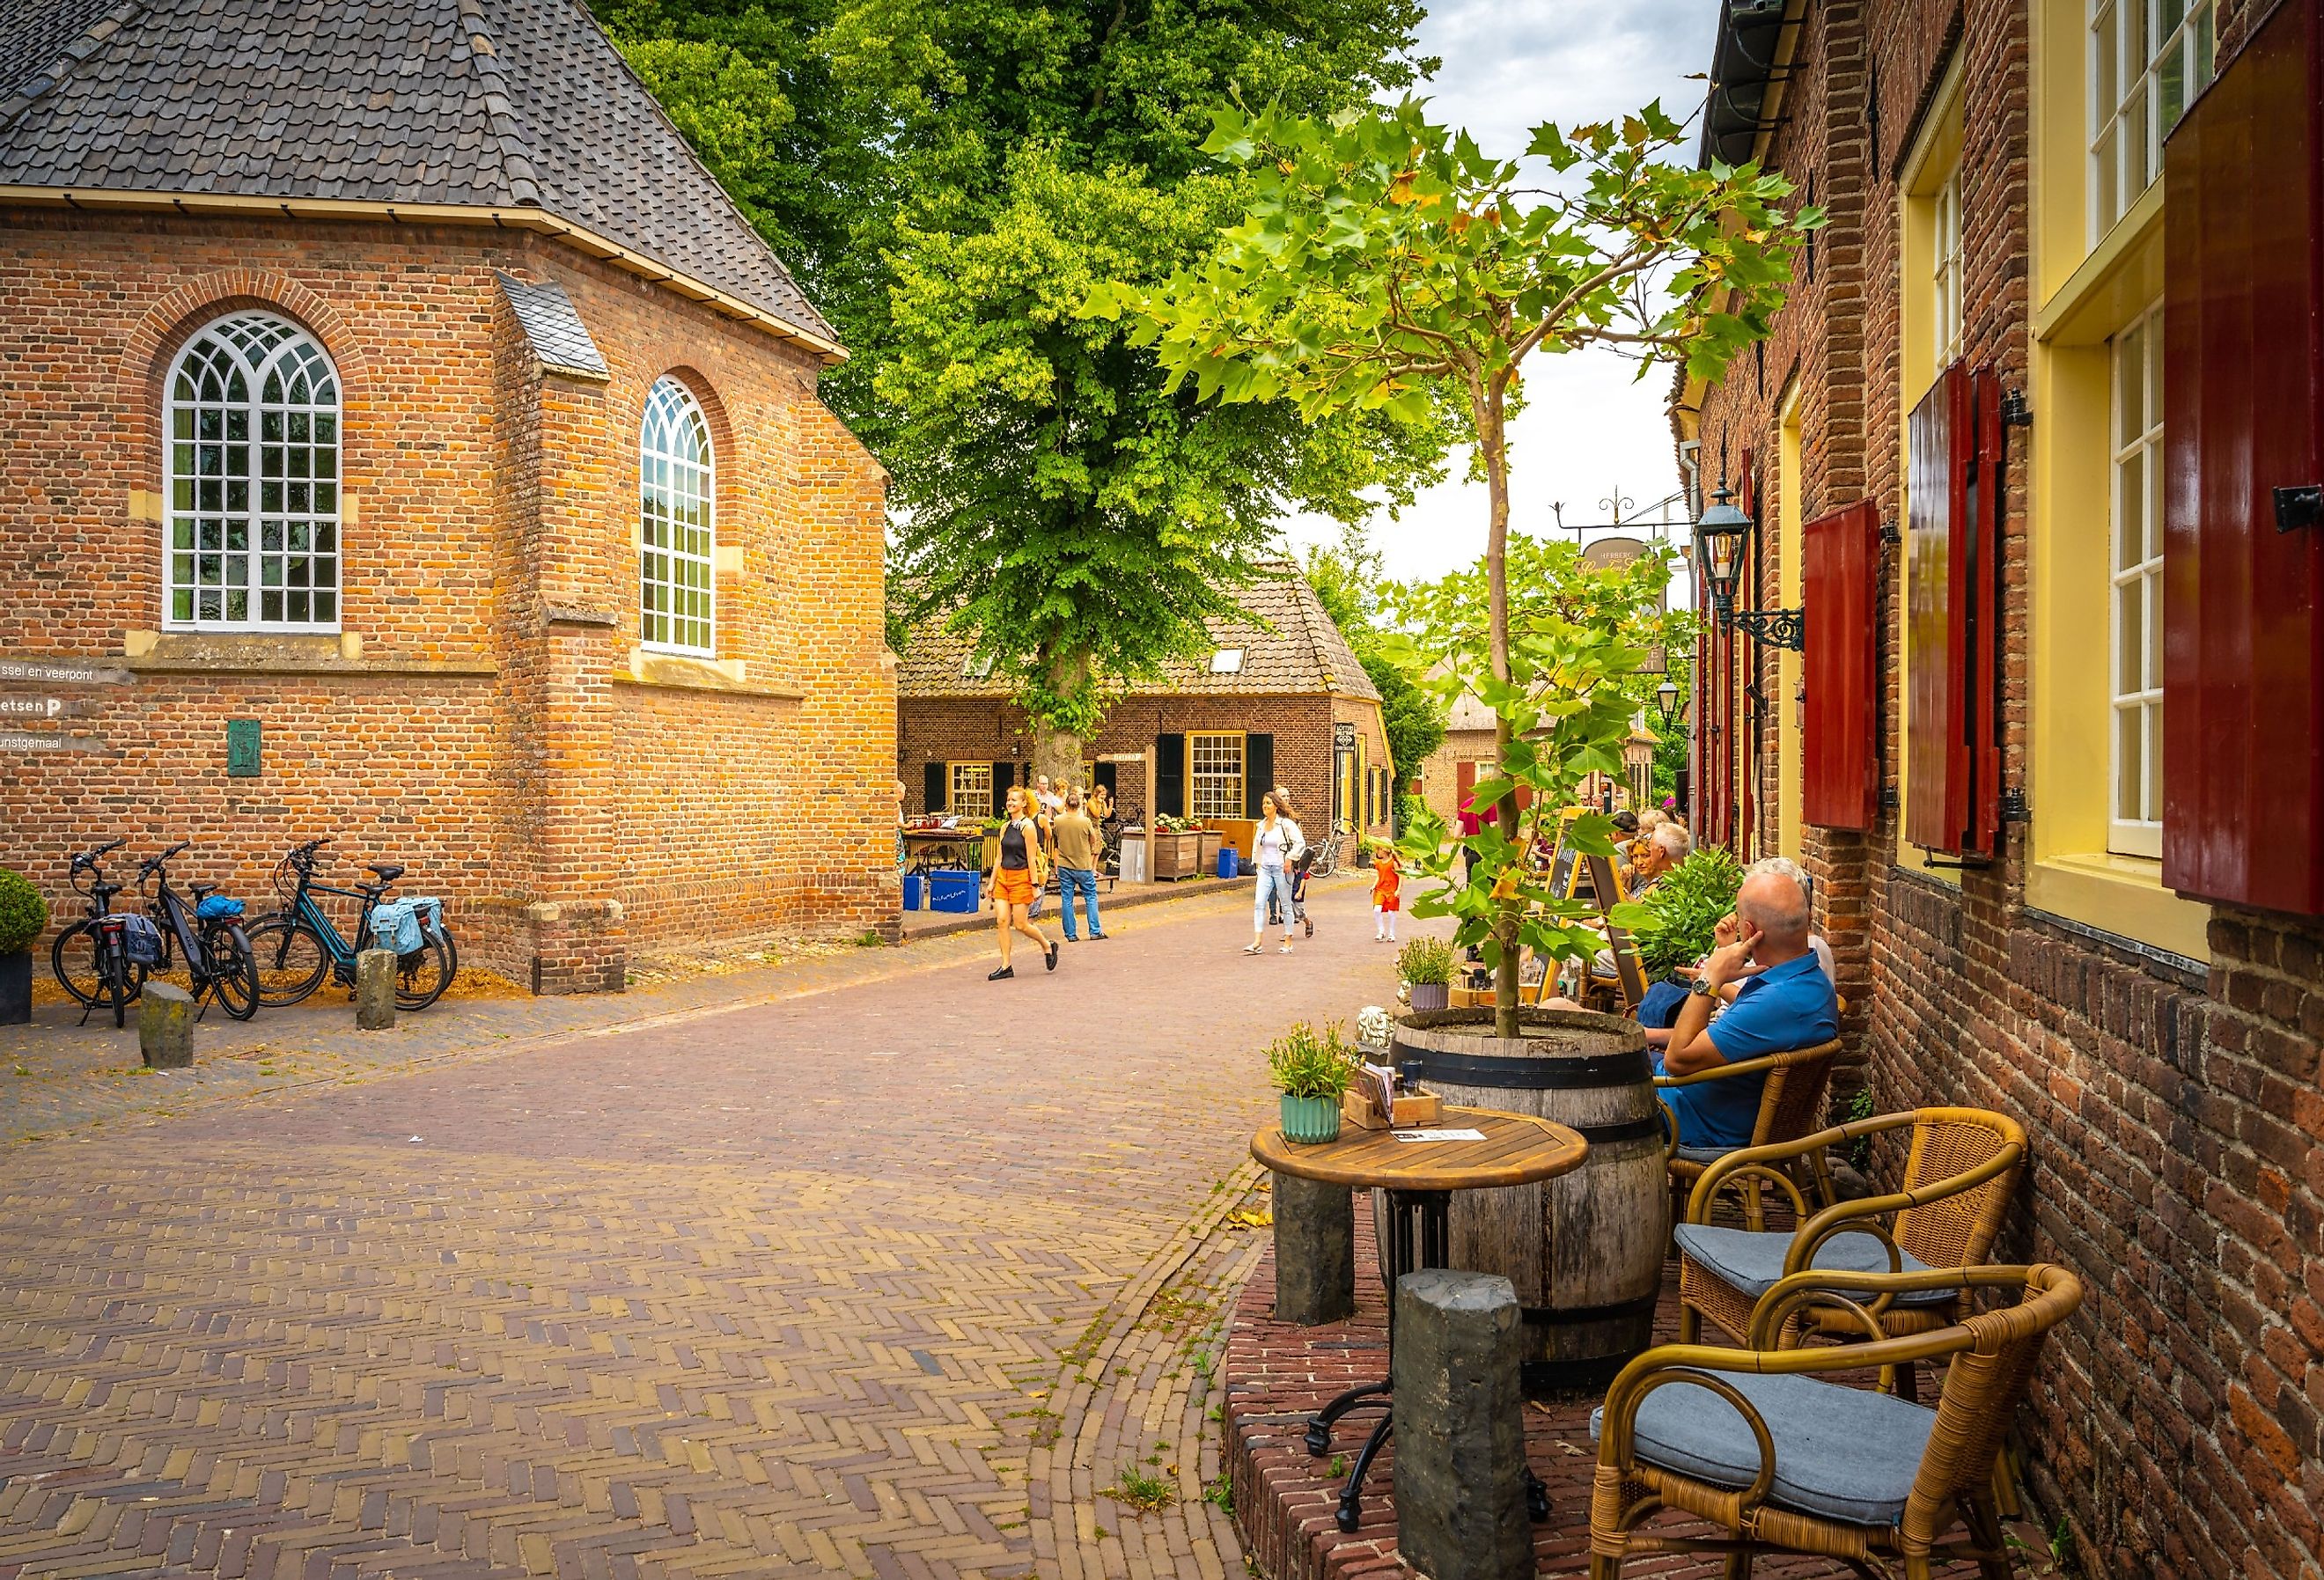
[1150,829,1204,881]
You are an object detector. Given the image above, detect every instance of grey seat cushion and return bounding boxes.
[1675,1224,1959,1306]
[1673,1144,1733,1166]
[1590,1371,1937,1526]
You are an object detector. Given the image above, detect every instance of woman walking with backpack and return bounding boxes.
[989,785,1059,981]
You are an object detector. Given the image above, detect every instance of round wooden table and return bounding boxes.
[1251,1106,1587,1532]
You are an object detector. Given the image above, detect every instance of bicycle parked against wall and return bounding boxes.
[51,839,142,1027]
[136,843,260,1021]
[1306,819,1357,879]
[246,839,457,1011]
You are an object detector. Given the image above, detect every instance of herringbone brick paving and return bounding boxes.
[0,883,1401,1579]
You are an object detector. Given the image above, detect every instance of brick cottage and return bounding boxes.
[0,0,894,989]
[1679,0,2323,1572]
[898,565,1397,846]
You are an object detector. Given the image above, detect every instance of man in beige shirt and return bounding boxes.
[1051,788,1107,942]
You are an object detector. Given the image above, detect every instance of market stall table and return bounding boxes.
[1251,1106,1588,1532]
[901,828,986,876]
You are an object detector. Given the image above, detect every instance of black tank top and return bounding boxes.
[1000,820,1030,870]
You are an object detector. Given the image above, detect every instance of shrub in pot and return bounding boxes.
[1397,937,1455,1011]
[0,868,49,1026]
[1610,847,1742,981]
[1266,1020,1361,1144]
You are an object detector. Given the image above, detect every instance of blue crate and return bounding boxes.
[929,869,981,913]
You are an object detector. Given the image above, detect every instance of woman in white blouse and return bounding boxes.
[1245,790,1305,955]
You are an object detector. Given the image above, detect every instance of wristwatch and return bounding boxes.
[1688,976,1721,1000]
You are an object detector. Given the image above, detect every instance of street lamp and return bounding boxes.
[1692,481,1805,652]
[1654,678,1681,726]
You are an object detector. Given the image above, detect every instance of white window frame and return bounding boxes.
[2090,0,2217,241]
[640,377,717,656]
[948,761,994,819]
[2107,298,2166,859]
[1931,165,1964,371]
[163,312,343,632]
[1188,731,1247,821]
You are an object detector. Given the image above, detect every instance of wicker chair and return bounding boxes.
[1657,1038,1845,1232]
[1674,1106,2029,1381]
[1589,1262,2084,1579]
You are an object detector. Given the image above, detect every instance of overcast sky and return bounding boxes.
[1276,0,1713,584]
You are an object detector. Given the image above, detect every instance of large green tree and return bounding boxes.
[1102,98,1814,1032]
[596,0,1444,787]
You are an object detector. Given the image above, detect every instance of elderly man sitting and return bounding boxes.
[1653,863,1838,1150]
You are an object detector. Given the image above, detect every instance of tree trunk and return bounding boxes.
[1029,648,1094,801]
[1481,397,1521,1040]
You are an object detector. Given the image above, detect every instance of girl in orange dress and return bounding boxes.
[1371,844,1401,942]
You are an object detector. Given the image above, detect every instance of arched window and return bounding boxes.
[639,377,716,654]
[165,312,341,629]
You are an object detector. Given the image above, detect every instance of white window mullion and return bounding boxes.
[2107,298,2166,858]
[640,378,716,656]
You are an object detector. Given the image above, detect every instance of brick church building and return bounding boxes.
[1680,0,2320,1571]
[0,0,894,989]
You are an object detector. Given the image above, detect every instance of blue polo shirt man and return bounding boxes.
[1655,867,1839,1150]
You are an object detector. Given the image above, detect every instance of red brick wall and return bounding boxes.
[0,208,893,985]
[1685,3,2324,1574]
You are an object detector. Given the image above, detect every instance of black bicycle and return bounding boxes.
[136,843,261,1021]
[246,839,457,1011]
[51,839,143,1027]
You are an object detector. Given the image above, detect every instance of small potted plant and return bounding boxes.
[1397,937,1455,1012]
[0,867,50,1025]
[1266,1020,1361,1143]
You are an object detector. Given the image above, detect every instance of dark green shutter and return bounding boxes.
[1094,761,1118,796]
[992,761,1015,807]
[923,761,946,813]
[1155,733,1186,818]
[1244,733,1274,819]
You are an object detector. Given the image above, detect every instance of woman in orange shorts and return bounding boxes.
[989,785,1058,980]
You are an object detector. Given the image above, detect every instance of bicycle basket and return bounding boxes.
[370,900,423,956]
[195,893,246,921]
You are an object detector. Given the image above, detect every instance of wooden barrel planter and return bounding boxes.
[1388,1006,1667,1394]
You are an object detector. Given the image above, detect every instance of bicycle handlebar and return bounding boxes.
[70,837,127,872]
[138,841,191,877]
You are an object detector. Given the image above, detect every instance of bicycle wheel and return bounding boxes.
[246,915,329,1007]
[203,922,261,1021]
[393,929,456,1011]
[51,918,144,1022]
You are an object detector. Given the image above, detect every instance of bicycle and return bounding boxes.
[1307,819,1357,879]
[246,839,457,1011]
[136,842,260,1021]
[50,838,143,1027]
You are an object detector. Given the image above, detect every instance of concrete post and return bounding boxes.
[1270,1173,1355,1326]
[138,981,195,1068]
[1392,1269,1530,1580]
[355,949,397,1031]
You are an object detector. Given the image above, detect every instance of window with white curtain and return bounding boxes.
[165,313,342,630]
[640,377,716,654]
[2108,299,2166,857]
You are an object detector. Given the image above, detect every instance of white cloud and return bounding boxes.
[1279,0,1711,584]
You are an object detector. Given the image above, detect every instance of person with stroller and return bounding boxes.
[1263,785,1316,937]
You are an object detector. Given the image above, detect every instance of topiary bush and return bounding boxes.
[0,869,49,956]
[1622,847,1743,980]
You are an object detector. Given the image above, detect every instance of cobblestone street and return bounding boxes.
[0,879,1414,1580]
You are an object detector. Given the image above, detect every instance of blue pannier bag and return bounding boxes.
[111,912,165,966]
[407,897,445,943]
[195,894,245,921]
[370,900,423,956]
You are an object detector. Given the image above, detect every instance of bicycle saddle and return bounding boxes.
[190,883,216,901]
[365,863,406,883]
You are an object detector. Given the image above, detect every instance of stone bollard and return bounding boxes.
[1392,1269,1531,1580]
[138,981,195,1069]
[355,949,398,1031]
[1270,1173,1355,1326]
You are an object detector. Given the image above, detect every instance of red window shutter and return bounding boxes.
[1904,365,2006,857]
[2162,0,2324,915]
[1802,501,1879,828]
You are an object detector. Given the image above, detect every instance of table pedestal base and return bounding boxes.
[1300,1188,1550,1533]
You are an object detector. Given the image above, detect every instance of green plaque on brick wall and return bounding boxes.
[226,718,261,777]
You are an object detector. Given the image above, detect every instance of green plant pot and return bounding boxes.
[1279,1092,1342,1144]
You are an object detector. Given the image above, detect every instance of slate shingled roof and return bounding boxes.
[897,564,1383,703]
[0,0,838,347]
[497,271,610,378]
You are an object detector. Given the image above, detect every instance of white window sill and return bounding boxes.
[123,631,496,677]
[619,649,802,701]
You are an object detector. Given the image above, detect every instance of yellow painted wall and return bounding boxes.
[1776,384,1804,859]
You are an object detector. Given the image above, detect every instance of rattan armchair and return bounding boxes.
[1656,1038,1845,1231]
[1590,1262,2083,1579]
[1675,1106,2028,1371]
